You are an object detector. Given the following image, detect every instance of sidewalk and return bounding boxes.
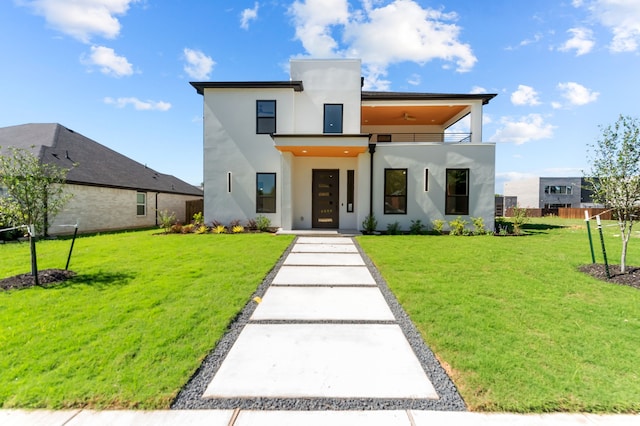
[2,236,637,425]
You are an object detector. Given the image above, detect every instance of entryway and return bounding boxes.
[312,169,339,228]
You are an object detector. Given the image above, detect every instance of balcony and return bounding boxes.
[371,132,472,143]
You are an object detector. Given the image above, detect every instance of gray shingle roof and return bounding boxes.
[0,123,202,197]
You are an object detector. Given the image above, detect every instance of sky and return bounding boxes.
[2,0,640,193]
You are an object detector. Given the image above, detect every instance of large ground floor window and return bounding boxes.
[256,173,276,213]
[384,168,407,214]
[445,169,469,215]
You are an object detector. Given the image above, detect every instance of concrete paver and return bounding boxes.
[283,252,364,266]
[66,409,235,426]
[296,237,354,244]
[202,323,438,399]
[0,409,81,426]
[234,410,411,425]
[272,265,376,285]
[291,243,359,253]
[251,286,395,321]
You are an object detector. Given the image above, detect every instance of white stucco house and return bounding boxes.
[191,59,496,232]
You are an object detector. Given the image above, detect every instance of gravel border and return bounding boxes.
[171,236,466,411]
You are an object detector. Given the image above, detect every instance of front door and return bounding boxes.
[312,169,339,228]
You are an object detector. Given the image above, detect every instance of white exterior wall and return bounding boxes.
[202,88,295,226]
[503,178,540,208]
[48,184,200,235]
[373,143,495,232]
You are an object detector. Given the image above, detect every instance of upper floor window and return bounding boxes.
[545,185,572,195]
[257,100,276,134]
[137,192,146,216]
[384,168,407,214]
[445,169,469,215]
[324,104,343,133]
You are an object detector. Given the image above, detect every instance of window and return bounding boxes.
[544,185,572,195]
[257,100,276,134]
[137,192,146,216]
[424,168,429,192]
[445,169,469,215]
[384,169,407,214]
[347,170,354,212]
[227,172,232,193]
[324,104,343,133]
[256,173,276,213]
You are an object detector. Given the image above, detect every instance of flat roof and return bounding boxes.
[190,81,304,95]
[362,91,497,105]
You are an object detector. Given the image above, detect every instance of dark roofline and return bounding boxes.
[65,179,202,197]
[190,81,304,95]
[361,91,497,105]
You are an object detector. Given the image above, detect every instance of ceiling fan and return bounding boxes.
[403,112,416,121]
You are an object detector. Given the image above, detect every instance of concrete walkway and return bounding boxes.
[2,236,638,425]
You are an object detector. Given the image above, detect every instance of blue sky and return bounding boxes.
[1,0,639,192]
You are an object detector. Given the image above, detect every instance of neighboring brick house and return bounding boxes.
[191,59,497,232]
[0,123,203,235]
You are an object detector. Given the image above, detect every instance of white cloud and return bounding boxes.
[559,27,595,55]
[183,48,215,80]
[557,82,599,105]
[511,85,541,106]
[407,73,421,85]
[104,97,171,111]
[289,0,477,90]
[241,2,259,30]
[21,0,138,43]
[575,0,640,52]
[83,45,133,77]
[470,86,487,94]
[490,114,556,145]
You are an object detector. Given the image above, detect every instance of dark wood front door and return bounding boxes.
[312,169,339,228]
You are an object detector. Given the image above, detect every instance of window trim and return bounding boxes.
[384,168,408,215]
[323,103,343,134]
[256,172,277,214]
[256,100,276,134]
[136,191,147,216]
[445,168,469,215]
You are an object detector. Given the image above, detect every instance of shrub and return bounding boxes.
[195,225,208,234]
[255,215,271,232]
[386,221,401,235]
[232,225,244,234]
[157,209,176,234]
[409,219,426,235]
[170,223,183,234]
[361,214,377,234]
[181,224,195,234]
[431,219,445,235]
[448,216,468,236]
[471,216,487,235]
[512,206,529,235]
[245,218,257,230]
[212,225,226,234]
[192,212,204,226]
[209,219,222,228]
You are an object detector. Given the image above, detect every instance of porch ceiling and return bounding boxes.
[361,105,467,126]
[275,145,367,157]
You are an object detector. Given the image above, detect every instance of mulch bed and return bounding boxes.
[0,269,76,291]
[579,264,640,290]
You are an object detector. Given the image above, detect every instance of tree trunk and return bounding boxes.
[29,228,39,287]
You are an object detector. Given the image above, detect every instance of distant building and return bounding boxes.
[503,177,600,209]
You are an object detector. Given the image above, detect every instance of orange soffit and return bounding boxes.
[275,146,367,157]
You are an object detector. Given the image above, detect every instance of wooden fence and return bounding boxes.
[185,199,204,221]
[504,207,612,220]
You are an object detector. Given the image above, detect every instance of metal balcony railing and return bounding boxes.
[372,133,472,143]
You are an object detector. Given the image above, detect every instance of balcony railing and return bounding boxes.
[372,133,472,143]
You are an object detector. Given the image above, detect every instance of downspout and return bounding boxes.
[368,142,376,219]
[155,192,159,227]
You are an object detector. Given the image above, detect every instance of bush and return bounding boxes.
[192,212,204,226]
[170,223,183,234]
[361,214,377,234]
[255,215,271,232]
[245,218,257,230]
[495,217,512,235]
[228,219,241,228]
[232,225,244,233]
[195,225,208,234]
[512,206,529,235]
[212,225,226,234]
[157,209,176,234]
[448,216,468,236]
[181,224,195,234]
[409,219,426,235]
[471,216,487,235]
[386,221,401,235]
[431,219,445,235]
[209,219,222,228]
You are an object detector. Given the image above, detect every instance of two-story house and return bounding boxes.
[191,59,496,232]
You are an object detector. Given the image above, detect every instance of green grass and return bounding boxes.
[358,218,640,413]
[0,230,294,409]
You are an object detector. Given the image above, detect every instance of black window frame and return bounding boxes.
[256,100,276,134]
[445,168,469,215]
[424,168,429,192]
[323,104,343,133]
[256,172,276,213]
[384,168,407,215]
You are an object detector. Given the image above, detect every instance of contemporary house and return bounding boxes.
[192,59,496,232]
[503,177,599,209]
[0,123,203,235]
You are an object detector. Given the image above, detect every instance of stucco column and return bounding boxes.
[280,152,293,230]
[470,101,483,143]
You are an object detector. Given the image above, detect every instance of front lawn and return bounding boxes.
[357,218,640,413]
[0,230,293,409]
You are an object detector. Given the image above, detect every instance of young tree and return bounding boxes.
[586,115,640,273]
[0,146,72,235]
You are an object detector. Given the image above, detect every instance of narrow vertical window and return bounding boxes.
[136,192,146,216]
[227,172,232,193]
[445,169,469,215]
[257,100,276,134]
[324,104,343,133]
[384,169,407,214]
[347,170,354,212]
[424,168,429,192]
[256,173,276,213]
